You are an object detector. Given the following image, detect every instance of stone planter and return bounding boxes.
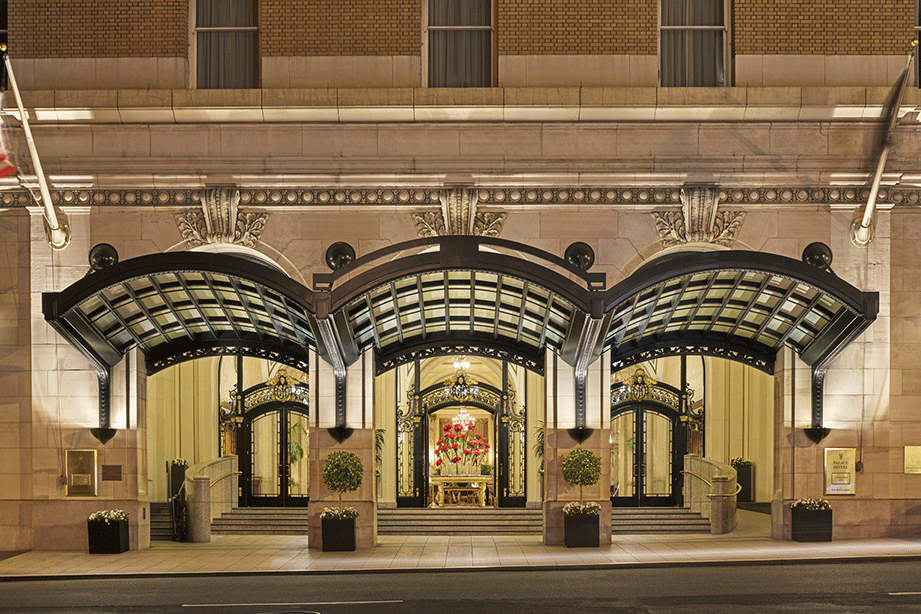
[735,464,753,503]
[321,517,356,552]
[564,514,600,548]
[791,508,832,542]
[87,520,129,554]
[170,464,187,498]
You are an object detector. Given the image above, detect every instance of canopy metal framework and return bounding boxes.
[43,236,877,444]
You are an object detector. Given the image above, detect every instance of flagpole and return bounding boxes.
[1,45,69,250]
[852,40,918,248]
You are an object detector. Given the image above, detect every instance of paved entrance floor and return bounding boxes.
[2,511,920,580]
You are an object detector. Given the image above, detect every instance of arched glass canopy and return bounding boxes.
[44,237,877,443]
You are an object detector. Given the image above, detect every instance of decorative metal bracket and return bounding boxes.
[317,316,352,442]
[89,364,116,444]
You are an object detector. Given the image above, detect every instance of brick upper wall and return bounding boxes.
[8,0,915,61]
[10,0,188,59]
[262,0,420,56]
[734,0,915,55]
[497,0,656,55]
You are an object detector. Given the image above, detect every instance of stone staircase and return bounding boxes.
[150,502,173,541]
[377,507,543,535]
[211,508,311,535]
[206,506,711,537]
[611,507,711,534]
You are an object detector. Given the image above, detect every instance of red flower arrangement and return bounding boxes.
[434,415,490,473]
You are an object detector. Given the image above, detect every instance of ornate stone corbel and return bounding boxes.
[652,187,746,248]
[412,188,507,238]
[175,188,268,248]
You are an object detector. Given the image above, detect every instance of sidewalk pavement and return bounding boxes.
[2,511,920,581]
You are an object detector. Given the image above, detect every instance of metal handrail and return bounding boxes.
[210,470,241,488]
[680,469,712,487]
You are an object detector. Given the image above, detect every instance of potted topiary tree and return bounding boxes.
[560,447,602,548]
[321,450,364,551]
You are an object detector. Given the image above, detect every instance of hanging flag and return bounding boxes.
[0,153,15,177]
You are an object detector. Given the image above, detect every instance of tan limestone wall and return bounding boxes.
[0,210,32,550]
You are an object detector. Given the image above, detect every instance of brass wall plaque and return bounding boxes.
[905,446,921,474]
[101,465,122,481]
[66,449,98,496]
[824,447,856,496]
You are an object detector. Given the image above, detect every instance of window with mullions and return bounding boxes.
[660,0,728,87]
[426,0,493,87]
[195,0,258,89]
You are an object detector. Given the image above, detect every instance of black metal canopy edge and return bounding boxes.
[611,335,776,375]
[316,235,606,316]
[49,251,316,316]
[146,337,312,376]
[375,335,545,376]
[604,250,872,316]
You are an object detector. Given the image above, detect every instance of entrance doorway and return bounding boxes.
[395,357,528,509]
[610,403,683,507]
[610,367,694,508]
[238,402,310,507]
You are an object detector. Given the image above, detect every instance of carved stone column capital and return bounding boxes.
[412,187,506,238]
[175,188,267,248]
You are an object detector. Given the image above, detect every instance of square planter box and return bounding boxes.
[735,464,753,503]
[170,465,187,498]
[791,508,832,542]
[564,514,600,548]
[322,517,356,552]
[87,520,129,554]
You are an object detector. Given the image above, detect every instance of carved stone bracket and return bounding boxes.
[412,188,507,238]
[174,188,267,248]
[652,186,746,248]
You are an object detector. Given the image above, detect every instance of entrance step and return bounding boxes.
[211,508,311,535]
[150,502,173,541]
[611,507,711,534]
[377,507,542,535]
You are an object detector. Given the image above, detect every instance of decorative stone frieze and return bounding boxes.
[412,188,507,238]
[174,188,267,248]
[3,186,921,208]
[652,186,746,248]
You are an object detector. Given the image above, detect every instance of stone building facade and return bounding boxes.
[1,0,920,550]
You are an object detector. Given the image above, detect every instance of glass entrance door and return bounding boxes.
[239,404,309,507]
[611,404,678,507]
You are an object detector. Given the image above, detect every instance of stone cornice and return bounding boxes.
[9,86,921,125]
[4,186,921,208]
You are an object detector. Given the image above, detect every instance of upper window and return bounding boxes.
[426,0,494,87]
[659,0,728,87]
[195,0,259,89]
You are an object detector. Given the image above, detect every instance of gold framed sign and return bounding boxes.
[66,449,98,496]
[905,446,921,474]
[824,447,856,496]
